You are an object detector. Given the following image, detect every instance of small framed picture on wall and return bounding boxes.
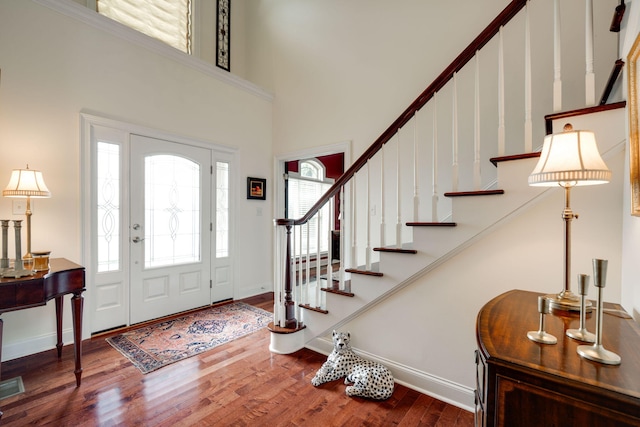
[247,177,266,200]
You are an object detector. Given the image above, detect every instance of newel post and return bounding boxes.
[276,219,298,329]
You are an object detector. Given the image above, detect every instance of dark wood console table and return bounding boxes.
[0,258,85,418]
[475,290,640,427]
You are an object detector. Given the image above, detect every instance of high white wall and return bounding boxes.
[245,0,618,159]
[0,0,273,359]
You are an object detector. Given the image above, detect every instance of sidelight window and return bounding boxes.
[96,141,121,273]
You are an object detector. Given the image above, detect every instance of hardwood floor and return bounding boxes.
[0,294,473,426]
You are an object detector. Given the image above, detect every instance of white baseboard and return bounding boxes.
[305,336,474,412]
[2,328,76,362]
[236,283,273,301]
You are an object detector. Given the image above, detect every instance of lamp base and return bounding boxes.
[546,290,592,312]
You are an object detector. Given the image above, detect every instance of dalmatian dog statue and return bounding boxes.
[311,330,394,400]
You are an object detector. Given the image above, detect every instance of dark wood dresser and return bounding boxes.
[475,290,640,427]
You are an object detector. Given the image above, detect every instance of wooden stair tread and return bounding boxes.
[299,304,329,314]
[319,276,351,287]
[321,288,355,297]
[345,268,383,277]
[406,221,457,227]
[544,100,626,134]
[373,247,417,254]
[268,322,306,334]
[490,152,540,167]
[444,189,504,197]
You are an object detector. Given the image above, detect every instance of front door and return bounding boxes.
[129,135,212,324]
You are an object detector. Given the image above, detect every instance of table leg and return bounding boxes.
[71,292,83,387]
[55,296,63,358]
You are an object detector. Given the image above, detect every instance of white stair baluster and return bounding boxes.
[474,51,481,190]
[432,93,439,222]
[365,160,372,270]
[413,115,420,222]
[553,0,563,112]
[585,0,595,106]
[380,145,386,248]
[351,177,357,270]
[293,225,299,309]
[305,222,311,306]
[524,0,533,153]
[498,26,506,156]
[339,185,346,291]
[316,210,322,308]
[295,225,302,320]
[396,132,402,249]
[452,72,459,192]
[327,196,334,289]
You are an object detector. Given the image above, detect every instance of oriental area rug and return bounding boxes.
[106,302,271,374]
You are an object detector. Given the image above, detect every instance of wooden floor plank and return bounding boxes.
[0,294,472,426]
[397,393,437,426]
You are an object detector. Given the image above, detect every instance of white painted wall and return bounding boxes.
[620,0,640,321]
[245,0,618,158]
[0,0,273,360]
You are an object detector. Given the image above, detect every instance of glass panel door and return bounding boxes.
[129,135,212,324]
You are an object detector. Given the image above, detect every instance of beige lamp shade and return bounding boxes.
[2,166,51,198]
[528,124,611,187]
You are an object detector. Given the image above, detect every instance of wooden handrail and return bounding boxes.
[599,59,625,105]
[279,0,528,227]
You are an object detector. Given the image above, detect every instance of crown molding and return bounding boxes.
[32,0,274,102]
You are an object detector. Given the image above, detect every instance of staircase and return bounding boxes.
[269,0,627,404]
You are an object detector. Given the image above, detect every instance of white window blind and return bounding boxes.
[98,0,191,53]
[288,160,332,257]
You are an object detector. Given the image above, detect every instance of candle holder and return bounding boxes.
[577,259,621,365]
[2,220,34,278]
[0,220,9,272]
[566,274,596,343]
[528,295,557,344]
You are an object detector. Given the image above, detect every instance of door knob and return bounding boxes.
[132,236,145,243]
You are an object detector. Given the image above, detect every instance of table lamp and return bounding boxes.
[2,165,51,264]
[528,124,610,310]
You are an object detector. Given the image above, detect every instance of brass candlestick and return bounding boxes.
[566,274,595,343]
[3,220,33,278]
[0,220,9,271]
[577,259,621,365]
[528,295,557,344]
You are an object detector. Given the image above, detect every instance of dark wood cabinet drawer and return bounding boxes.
[0,285,16,309]
[15,281,45,306]
[0,281,45,310]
